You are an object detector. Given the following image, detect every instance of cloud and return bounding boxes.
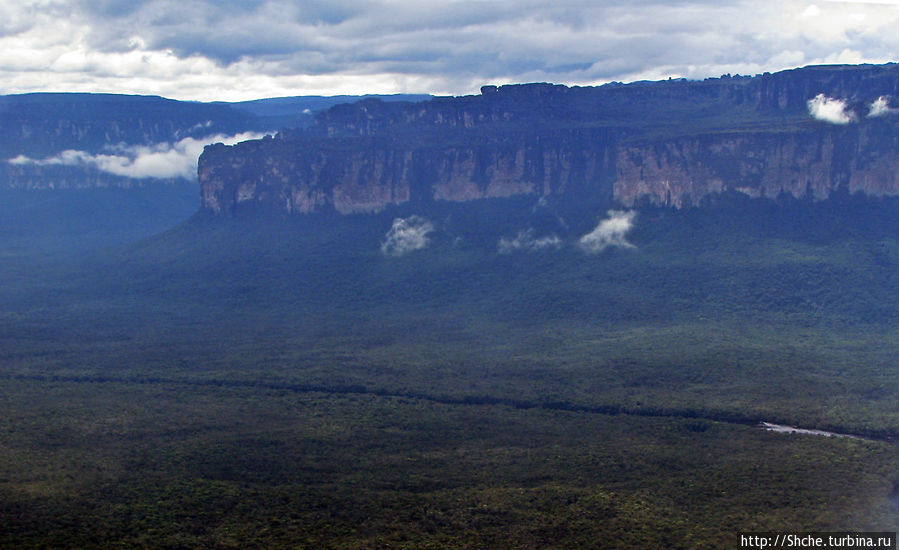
[380,215,434,257]
[7,132,265,180]
[497,230,562,254]
[867,95,897,117]
[579,210,636,253]
[2,2,899,100]
[807,93,856,124]
[823,0,899,4]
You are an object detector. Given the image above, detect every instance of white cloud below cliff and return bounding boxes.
[579,210,637,253]
[497,230,562,254]
[7,132,265,180]
[380,216,434,257]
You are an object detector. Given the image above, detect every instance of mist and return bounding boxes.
[868,95,896,117]
[497,230,562,254]
[380,216,434,257]
[7,132,266,180]
[579,210,637,253]
[807,94,855,124]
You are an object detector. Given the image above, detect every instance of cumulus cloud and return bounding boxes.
[497,230,562,254]
[579,210,636,253]
[807,93,856,124]
[380,215,434,257]
[7,132,264,180]
[868,95,897,117]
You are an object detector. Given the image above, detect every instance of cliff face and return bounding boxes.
[201,140,416,215]
[199,129,620,215]
[198,63,899,215]
[0,92,428,190]
[615,120,899,207]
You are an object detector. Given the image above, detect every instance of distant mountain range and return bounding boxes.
[0,92,430,189]
[6,64,899,218]
[4,67,899,546]
[197,63,899,216]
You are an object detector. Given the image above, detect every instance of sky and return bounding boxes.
[2,0,899,102]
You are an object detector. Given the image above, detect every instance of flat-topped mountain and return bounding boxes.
[0,93,429,189]
[199,63,899,215]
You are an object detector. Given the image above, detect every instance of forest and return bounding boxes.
[1,186,898,548]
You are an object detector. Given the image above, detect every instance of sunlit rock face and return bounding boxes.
[199,63,899,216]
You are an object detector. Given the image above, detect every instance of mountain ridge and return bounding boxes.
[0,92,430,190]
[198,63,899,216]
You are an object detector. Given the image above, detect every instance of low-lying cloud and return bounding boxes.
[7,132,265,180]
[868,95,897,117]
[807,93,855,124]
[497,230,562,254]
[806,94,899,122]
[380,215,434,257]
[579,210,637,253]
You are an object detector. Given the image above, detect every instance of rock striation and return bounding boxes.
[615,120,899,207]
[198,63,899,215]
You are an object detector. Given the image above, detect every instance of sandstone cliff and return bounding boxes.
[199,129,620,215]
[615,120,899,207]
[198,63,899,215]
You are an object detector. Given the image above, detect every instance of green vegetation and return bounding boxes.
[2,192,899,547]
[2,381,897,549]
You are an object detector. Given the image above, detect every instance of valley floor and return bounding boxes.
[2,192,899,548]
